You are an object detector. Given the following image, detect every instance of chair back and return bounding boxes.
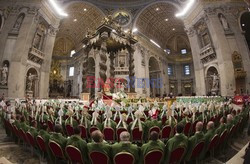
[66,124,74,136]
[13,125,19,137]
[190,141,205,159]
[218,130,228,145]
[114,152,134,164]
[90,127,99,134]
[149,126,160,134]
[79,125,88,139]
[116,128,127,141]
[47,120,54,132]
[48,140,65,159]
[103,127,115,142]
[208,134,219,151]
[161,116,167,125]
[229,125,236,137]
[184,122,191,136]
[161,126,171,139]
[126,118,133,124]
[20,129,27,143]
[169,147,185,164]
[89,151,109,164]
[144,150,163,164]
[26,132,36,147]
[36,135,46,152]
[131,127,143,142]
[65,145,84,164]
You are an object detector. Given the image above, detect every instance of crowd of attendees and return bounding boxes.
[1,99,249,164]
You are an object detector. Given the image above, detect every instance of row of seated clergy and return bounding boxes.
[12,112,242,164]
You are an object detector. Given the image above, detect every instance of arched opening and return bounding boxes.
[149,57,161,97]
[12,13,25,33]
[26,68,39,98]
[205,66,220,96]
[240,12,250,49]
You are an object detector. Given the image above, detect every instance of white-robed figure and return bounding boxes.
[139,104,147,119]
[116,113,128,130]
[97,98,105,111]
[91,108,101,130]
[199,103,206,122]
[80,106,90,128]
[103,106,117,129]
[65,106,75,126]
[161,102,168,118]
[57,107,64,125]
[144,101,150,111]
[126,105,134,121]
[131,110,144,132]
[113,104,121,121]
[148,106,158,118]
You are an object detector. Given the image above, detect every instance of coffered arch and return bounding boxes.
[53,1,105,56]
[134,2,187,48]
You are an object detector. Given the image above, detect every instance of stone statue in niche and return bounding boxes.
[211,73,219,92]
[218,13,230,31]
[33,24,46,50]
[13,14,24,31]
[119,55,125,67]
[26,73,37,91]
[33,33,42,49]
[0,64,8,86]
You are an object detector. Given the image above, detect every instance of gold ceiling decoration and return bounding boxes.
[54,2,105,56]
[53,37,74,56]
[136,2,186,48]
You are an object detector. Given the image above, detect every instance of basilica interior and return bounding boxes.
[0,0,249,99]
[0,0,250,164]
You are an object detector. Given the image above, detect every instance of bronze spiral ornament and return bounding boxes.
[99,42,108,90]
[82,50,89,93]
[109,53,115,93]
[128,49,135,92]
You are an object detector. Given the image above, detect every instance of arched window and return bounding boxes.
[70,50,76,57]
[13,13,25,31]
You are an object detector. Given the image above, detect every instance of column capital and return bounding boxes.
[48,25,59,37]
[185,26,196,37]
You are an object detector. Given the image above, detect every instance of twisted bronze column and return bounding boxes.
[82,48,90,93]
[99,41,108,91]
[128,46,135,93]
[109,52,115,93]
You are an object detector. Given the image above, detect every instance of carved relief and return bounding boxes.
[33,23,47,51]
[195,19,211,48]
[11,13,25,33]
[232,51,246,79]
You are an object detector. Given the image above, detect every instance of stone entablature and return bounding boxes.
[200,44,216,64]
[114,67,129,75]
[28,47,45,65]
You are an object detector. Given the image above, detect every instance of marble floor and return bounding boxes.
[0,128,39,164]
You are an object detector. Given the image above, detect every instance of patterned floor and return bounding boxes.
[0,128,40,164]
